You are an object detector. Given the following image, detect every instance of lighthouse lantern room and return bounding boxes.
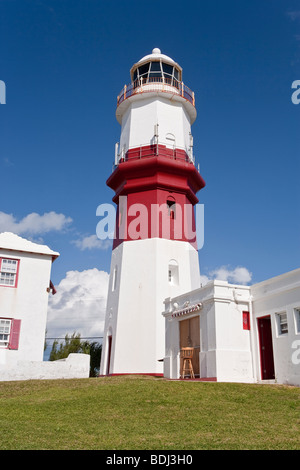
[100,49,205,376]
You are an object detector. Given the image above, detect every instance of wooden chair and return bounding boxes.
[181,347,195,379]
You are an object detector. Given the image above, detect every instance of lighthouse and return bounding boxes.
[100,48,205,376]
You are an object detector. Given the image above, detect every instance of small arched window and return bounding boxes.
[165,133,175,150]
[112,266,118,291]
[167,197,176,220]
[168,260,179,286]
[166,133,175,143]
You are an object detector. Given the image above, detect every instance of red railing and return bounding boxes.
[117,77,195,108]
[115,143,193,168]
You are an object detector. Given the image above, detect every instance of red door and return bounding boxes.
[258,317,275,380]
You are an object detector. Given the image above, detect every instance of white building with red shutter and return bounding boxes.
[0,232,90,381]
[163,268,300,386]
[0,232,59,371]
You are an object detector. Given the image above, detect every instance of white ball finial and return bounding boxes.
[152,48,161,54]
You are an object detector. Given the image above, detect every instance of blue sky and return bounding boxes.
[1,0,299,342]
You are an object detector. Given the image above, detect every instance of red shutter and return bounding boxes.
[8,319,21,350]
[243,311,250,330]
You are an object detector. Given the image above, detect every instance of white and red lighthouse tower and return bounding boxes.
[100,48,205,376]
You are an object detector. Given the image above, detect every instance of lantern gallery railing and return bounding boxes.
[113,142,195,169]
[117,77,195,107]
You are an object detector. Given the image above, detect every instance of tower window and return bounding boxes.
[0,258,19,287]
[168,260,179,286]
[167,199,176,219]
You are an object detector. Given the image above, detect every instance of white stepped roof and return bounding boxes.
[138,48,177,65]
[0,232,59,260]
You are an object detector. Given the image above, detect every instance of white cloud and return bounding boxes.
[210,266,252,284]
[46,268,109,346]
[72,234,112,251]
[200,265,252,286]
[0,211,72,235]
[287,11,300,21]
[200,274,210,286]
[2,157,14,167]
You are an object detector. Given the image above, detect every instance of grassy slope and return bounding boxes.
[0,375,299,450]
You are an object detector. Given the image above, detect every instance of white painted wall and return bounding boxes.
[164,270,300,386]
[0,353,90,381]
[100,238,200,375]
[0,234,91,381]
[0,249,54,366]
[251,268,300,386]
[163,281,254,383]
[214,284,253,382]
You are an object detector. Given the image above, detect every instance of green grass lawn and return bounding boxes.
[0,375,299,450]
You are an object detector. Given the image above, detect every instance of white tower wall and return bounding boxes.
[119,97,193,153]
[100,238,200,375]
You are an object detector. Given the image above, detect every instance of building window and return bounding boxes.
[0,318,21,349]
[0,258,19,287]
[0,319,11,347]
[294,308,300,334]
[168,260,179,286]
[276,312,288,335]
[133,61,181,87]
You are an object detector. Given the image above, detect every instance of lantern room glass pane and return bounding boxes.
[162,63,173,75]
[148,62,162,80]
[149,72,162,79]
[0,319,11,346]
[150,61,161,72]
[138,63,150,77]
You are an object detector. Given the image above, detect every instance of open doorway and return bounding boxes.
[106,335,112,375]
[257,316,275,380]
[179,316,200,377]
